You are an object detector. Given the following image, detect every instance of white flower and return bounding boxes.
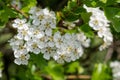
[53,32,64,48]
[14,53,30,65]
[77,32,90,47]
[16,29,31,41]
[29,27,44,39]
[9,6,91,65]
[26,40,41,54]
[45,28,52,36]
[89,16,105,30]
[9,36,25,51]
[71,46,83,61]
[32,19,41,26]
[46,36,55,47]
[83,4,102,14]
[89,14,110,30]
[14,45,28,58]
[38,36,47,48]
[84,4,113,51]
[63,21,76,29]
[52,32,86,63]
[0,69,2,78]
[41,47,56,60]
[43,8,56,20]
[12,19,28,30]
[110,61,120,80]
[53,50,71,63]
[29,7,41,14]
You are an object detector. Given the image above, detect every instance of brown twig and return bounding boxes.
[66,75,91,80]
[104,43,114,63]
[104,40,120,63]
[41,74,91,80]
[10,5,29,19]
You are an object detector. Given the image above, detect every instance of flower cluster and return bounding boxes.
[9,7,90,65]
[110,61,120,80]
[83,5,113,51]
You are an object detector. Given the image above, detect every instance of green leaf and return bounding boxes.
[116,0,120,3]
[0,5,17,28]
[80,24,94,38]
[106,0,116,5]
[30,53,47,70]
[81,12,91,23]
[21,0,37,13]
[104,7,120,32]
[92,63,112,80]
[99,0,107,3]
[62,0,82,21]
[45,61,65,80]
[65,61,84,74]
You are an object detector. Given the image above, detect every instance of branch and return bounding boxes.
[104,40,120,63]
[41,75,91,80]
[66,75,91,79]
[10,5,29,19]
[104,43,114,63]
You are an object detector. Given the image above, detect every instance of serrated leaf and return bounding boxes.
[104,7,120,32]
[80,24,94,38]
[81,12,91,23]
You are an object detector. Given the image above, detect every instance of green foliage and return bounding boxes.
[104,7,120,32]
[30,53,47,70]
[92,63,112,80]
[21,0,37,13]
[45,61,65,80]
[81,12,91,23]
[62,0,83,21]
[0,4,17,28]
[65,61,84,74]
[80,24,94,38]
[100,0,107,3]
[0,0,120,80]
[30,54,65,80]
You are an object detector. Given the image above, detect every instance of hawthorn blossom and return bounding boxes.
[83,4,113,50]
[77,32,91,47]
[110,61,120,80]
[12,19,29,30]
[26,40,42,54]
[63,21,76,29]
[9,6,91,65]
[41,47,56,60]
[14,54,30,65]
[16,29,31,41]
